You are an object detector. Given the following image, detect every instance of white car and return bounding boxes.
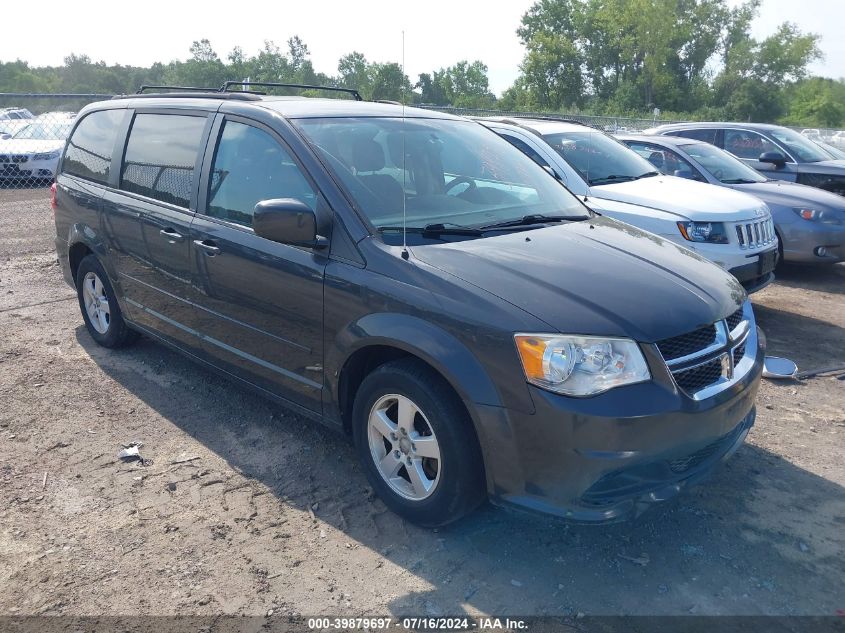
[479,118,778,293]
[0,107,34,120]
[0,120,73,182]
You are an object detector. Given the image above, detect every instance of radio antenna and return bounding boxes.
[400,30,409,260]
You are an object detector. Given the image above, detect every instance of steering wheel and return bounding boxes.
[444,176,478,196]
[711,168,724,180]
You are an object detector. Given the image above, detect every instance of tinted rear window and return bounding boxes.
[63,109,124,184]
[120,113,207,208]
[670,129,718,144]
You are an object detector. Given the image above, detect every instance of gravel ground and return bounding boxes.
[1,185,843,618]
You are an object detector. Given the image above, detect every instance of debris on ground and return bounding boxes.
[118,442,152,466]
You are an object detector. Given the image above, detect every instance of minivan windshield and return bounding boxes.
[292,117,590,234]
[542,130,659,186]
[769,127,832,163]
[680,141,766,184]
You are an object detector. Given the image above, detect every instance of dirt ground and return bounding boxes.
[1,185,843,618]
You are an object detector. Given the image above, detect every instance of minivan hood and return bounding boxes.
[411,216,744,343]
[591,175,767,221]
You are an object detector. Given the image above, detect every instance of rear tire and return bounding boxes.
[75,254,139,348]
[352,358,486,527]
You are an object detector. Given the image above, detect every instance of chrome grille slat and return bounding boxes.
[735,218,776,250]
[656,303,753,398]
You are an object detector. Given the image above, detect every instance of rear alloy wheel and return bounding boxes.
[353,358,485,527]
[75,254,139,348]
[81,271,111,335]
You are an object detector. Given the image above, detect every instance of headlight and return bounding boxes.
[514,334,651,396]
[793,207,842,225]
[33,150,61,161]
[677,221,729,243]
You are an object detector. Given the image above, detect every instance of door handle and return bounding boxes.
[193,239,220,256]
[159,228,185,243]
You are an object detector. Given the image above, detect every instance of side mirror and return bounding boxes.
[759,151,786,168]
[253,198,328,249]
[0,133,10,140]
[673,169,695,180]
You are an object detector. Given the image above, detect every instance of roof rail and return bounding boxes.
[136,85,218,94]
[115,91,261,101]
[220,81,363,101]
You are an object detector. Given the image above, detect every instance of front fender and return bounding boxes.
[327,312,505,412]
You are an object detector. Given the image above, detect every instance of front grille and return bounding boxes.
[733,341,747,365]
[735,218,775,250]
[673,358,723,393]
[726,307,744,331]
[0,154,28,164]
[656,325,716,362]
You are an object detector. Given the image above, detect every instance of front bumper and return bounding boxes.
[477,326,764,523]
[0,157,58,180]
[780,221,845,264]
[658,237,778,293]
[729,247,778,293]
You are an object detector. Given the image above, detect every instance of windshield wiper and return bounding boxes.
[635,171,660,179]
[720,178,758,184]
[588,174,637,185]
[377,223,484,236]
[478,214,587,230]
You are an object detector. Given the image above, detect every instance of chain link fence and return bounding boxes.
[0,94,110,190]
[417,105,678,133]
[3,93,845,190]
[418,105,845,153]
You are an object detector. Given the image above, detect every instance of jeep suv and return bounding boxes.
[53,85,764,526]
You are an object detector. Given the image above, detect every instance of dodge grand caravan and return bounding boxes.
[53,85,764,526]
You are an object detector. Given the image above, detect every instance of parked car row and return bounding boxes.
[480,118,778,293]
[53,86,768,528]
[0,113,75,181]
[646,122,845,197]
[618,134,845,265]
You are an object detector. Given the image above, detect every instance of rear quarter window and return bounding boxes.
[63,109,124,184]
[120,113,208,208]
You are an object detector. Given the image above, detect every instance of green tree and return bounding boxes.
[338,52,374,99]
[415,61,495,108]
[370,63,412,102]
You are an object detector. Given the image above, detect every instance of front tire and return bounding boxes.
[352,358,485,527]
[75,254,139,348]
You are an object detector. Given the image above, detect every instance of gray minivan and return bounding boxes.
[52,85,764,526]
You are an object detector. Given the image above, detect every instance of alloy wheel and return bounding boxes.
[367,393,442,501]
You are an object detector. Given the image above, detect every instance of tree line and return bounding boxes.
[2,0,844,127]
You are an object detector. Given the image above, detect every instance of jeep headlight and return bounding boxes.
[514,334,651,396]
[677,221,729,243]
[33,150,61,161]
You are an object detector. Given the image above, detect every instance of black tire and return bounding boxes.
[75,254,139,348]
[352,358,486,527]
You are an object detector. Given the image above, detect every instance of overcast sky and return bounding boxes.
[1,0,842,95]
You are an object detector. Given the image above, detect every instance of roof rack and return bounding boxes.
[123,82,363,102]
[115,91,261,101]
[136,85,218,94]
[220,81,363,101]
